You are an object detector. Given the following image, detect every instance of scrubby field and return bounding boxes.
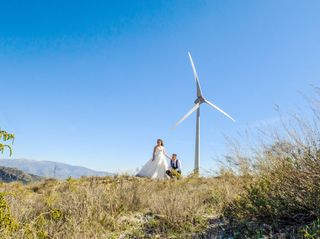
[1,148,320,239]
[0,174,245,239]
[0,157,319,239]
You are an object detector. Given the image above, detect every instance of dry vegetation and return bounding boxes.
[221,92,320,237]
[0,174,245,239]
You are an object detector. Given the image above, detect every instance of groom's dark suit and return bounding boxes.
[166,159,182,178]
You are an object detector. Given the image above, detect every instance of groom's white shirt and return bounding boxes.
[169,159,182,171]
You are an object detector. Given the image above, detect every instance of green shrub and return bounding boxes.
[300,218,320,238]
[0,192,19,234]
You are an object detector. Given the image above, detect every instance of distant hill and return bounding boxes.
[0,166,42,184]
[0,159,112,179]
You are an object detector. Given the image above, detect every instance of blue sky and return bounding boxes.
[0,1,320,174]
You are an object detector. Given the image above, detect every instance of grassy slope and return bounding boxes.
[0,175,245,239]
[0,162,319,238]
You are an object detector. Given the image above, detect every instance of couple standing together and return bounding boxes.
[136,139,182,179]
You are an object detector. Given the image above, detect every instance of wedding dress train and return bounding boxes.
[136,146,169,179]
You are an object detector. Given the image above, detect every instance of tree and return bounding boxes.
[0,129,14,156]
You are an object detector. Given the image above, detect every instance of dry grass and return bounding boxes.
[0,174,245,239]
[221,92,320,237]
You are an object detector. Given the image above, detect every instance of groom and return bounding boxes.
[166,154,182,179]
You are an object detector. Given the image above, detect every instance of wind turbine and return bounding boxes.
[174,52,235,175]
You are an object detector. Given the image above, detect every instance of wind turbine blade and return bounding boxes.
[188,52,203,97]
[205,100,235,122]
[174,103,200,127]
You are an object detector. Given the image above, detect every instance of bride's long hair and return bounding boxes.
[157,139,164,146]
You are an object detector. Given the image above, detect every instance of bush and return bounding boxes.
[300,218,320,238]
[0,192,19,235]
[223,92,320,236]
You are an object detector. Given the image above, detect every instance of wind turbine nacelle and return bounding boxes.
[194,96,205,104]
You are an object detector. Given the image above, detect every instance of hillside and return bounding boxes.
[0,158,112,179]
[0,175,239,238]
[0,166,42,184]
[0,173,318,238]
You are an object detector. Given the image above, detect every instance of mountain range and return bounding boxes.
[0,158,112,179]
[0,166,42,184]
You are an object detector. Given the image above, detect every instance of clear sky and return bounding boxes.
[1,1,320,174]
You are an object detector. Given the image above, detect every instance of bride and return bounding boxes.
[136,139,171,179]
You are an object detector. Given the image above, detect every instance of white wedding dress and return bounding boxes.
[136,146,169,179]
